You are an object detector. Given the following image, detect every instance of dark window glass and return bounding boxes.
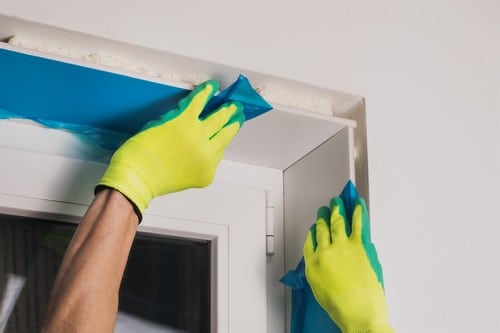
[0,213,211,333]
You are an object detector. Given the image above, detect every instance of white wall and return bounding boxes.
[1,1,499,332]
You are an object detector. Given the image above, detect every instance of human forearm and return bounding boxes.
[42,189,138,333]
[41,80,243,332]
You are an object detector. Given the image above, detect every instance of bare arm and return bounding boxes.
[40,81,243,332]
[41,189,138,333]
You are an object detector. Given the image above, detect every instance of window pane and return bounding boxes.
[0,214,211,333]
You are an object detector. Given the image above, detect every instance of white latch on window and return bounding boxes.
[265,190,275,256]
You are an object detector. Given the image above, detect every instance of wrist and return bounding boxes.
[96,157,156,220]
[95,185,143,223]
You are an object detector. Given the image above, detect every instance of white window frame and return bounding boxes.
[0,113,358,333]
[0,19,366,330]
[0,139,285,333]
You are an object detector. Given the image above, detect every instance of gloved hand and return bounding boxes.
[96,80,245,220]
[303,197,393,333]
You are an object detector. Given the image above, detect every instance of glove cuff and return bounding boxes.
[94,185,143,223]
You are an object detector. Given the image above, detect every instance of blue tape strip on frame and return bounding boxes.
[202,75,273,121]
[0,48,273,150]
[280,258,341,333]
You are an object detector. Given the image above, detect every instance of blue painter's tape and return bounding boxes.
[0,48,273,150]
[202,74,273,121]
[280,258,341,333]
[0,48,187,134]
[0,108,16,119]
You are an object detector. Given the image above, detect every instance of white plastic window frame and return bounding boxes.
[0,136,285,333]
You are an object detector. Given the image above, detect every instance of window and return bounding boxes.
[0,33,362,332]
[0,214,211,333]
[0,122,356,332]
[0,143,277,332]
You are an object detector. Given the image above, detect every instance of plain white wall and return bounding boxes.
[1,1,499,332]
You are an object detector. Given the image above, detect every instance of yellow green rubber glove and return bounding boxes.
[96,80,245,220]
[303,197,394,333]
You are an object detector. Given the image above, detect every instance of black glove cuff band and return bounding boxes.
[94,185,143,223]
